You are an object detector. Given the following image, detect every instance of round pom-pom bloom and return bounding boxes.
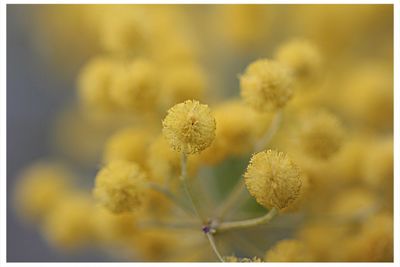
[298,110,345,160]
[14,162,74,221]
[244,150,304,210]
[110,59,159,112]
[265,239,315,262]
[240,59,293,112]
[42,193,95,250]
[93,160,147,213]
[77,57,118,111]
[162,100,216,154]
[275,39,321,85]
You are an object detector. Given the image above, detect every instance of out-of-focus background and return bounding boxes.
[7,4,393,262]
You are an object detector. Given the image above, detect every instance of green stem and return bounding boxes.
[253,110,282,152]
[180,152,205,222]
[214,179,246,220]
[206,232,225,262]
[216,208,278,233]
[148,182,192,214]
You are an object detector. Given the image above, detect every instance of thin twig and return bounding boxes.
[206,232,225,262]
[216,208,278,233]
[214,179,246,220]
[253,110,282,152]
[180,152,206,222]
[148,182,192,214]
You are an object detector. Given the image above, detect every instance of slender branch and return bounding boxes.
[180,152,206,222]
[216,208,278,233]
[138,220,199,230]
[214,179,246,220]
[253,110,282,152]
[206,232,225,262]
[147,182,192,214]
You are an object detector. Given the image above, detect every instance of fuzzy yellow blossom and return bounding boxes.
[265,239,315,262]
[92,206,138,244]
[296,222,349,261]
[162,100,216,154]
[103,127,153,166]
[77,57,118,111]
[339,213,393,262]
[42,193,95,250]
[93,160,148,213]
[110,59,159,111]
[244,150,304,210]
[14,162,74,221]
[200,100,273,164]
[330,187,377,219]
[224,256,263,262]
[340,64,393,130]
[240,59,293,112]
[160,63,207,110]
[100,11,148,54]
[298,110,345,160]
[275,39,321,86]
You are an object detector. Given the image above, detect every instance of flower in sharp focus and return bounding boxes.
[162,100,216,154]
[244,149,304,210]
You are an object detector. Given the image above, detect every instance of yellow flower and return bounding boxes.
[224,255,263,262]
[93,160,147,213]
[102,127,153,166]
[240,59,293,112]
[265,239,315,262]
[42,193,95,250]
[14,162,74,222]
[110,59,159,112]
[275,39,321,86]
[199,100,273,164]
[77,57,118,112]
[162,100,216,154]
[244,150,304,210]
[159,63,207,110]
[298,110,345,160]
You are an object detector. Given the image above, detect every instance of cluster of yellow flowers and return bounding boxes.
[14,5,393,262]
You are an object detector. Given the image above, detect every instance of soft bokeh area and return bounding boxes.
[7,4,393,262]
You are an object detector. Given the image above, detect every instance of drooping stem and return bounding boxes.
[216,208,278,233]
[253,110,283,152]
[206,232,225,262]
[180,152,205,222]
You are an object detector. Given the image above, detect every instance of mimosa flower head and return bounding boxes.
[298,110,345,160]
[240,59,293,112]
[244,150,304,210]
[265,239,315,262]
[275,39,321,84]
[93,160,147,213]
[162,100,216,154]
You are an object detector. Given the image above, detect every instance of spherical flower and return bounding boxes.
[160,63,207,110]
[162,100,216,154]
[93,160,147,213]
[77,57,118,111]
[298,110,345,160]
[265,239,315,262]
[14,162,74,221]
[244,150,304,210]
[240,59,293,112]
[42,193,95,250]
[110,59,159,112]
[275,39,321,85]
[103,127,153,166]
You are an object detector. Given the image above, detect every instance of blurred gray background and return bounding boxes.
[7,5,107,262]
